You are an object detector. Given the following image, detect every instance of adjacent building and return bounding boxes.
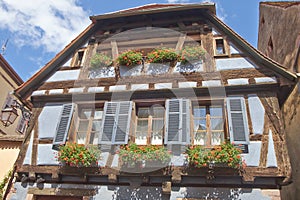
[7,3,298,199]
[0,54,24,198]
[257,2,300,200]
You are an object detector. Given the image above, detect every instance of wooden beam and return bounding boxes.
[175,33,187,51]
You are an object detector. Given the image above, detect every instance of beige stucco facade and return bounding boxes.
[0,54,23,196]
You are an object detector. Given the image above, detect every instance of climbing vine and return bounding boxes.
[0,170,12,200]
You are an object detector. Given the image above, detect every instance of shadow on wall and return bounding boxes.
[104,186,258,200]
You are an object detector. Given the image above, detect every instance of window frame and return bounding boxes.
[74,106,104,145]
[192,102,225,147]
[134,105,165,145]
[213,37,229,56]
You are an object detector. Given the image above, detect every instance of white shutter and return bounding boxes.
[114,101,132,144]
[165,99,190,144]
[181,99,190,144]
[227,97,249,145]
[99,101,132,144]
[100,102,118,144]
[52,103,74,150]
[16,116,27,134]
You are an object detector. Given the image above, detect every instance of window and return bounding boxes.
[135,106,165,145]
[73,49,85,67]
[215,38,226,55]
[193,105,224,146]
[76,107,103,145]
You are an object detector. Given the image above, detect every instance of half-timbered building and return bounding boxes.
[7,3,297,200]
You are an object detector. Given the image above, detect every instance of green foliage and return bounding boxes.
[186,141,245,169]
[118,143,172,166]
[147,48,179,63]
[180,45,206,64]
[117,50,143,66]
[90,53,112,69]
[57,142,101,167]
[0,170,12,199]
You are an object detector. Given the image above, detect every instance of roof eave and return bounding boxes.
[0,54,23,85]
[90,3,216,21]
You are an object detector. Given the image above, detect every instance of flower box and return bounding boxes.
[186,141,246,170]
[57,142,101,168]
[118,143,171,171]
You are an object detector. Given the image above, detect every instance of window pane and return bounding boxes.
[193,106,206,117]
[216,39,225,54]
[78,120,89,132]
[137,120,148,131]
[77,132,86,144]
[94,110,103,119]
[152,119,164,132]
[89,132,99,145]
[210,118,224,130]
[194,132,206,145]
[138,108,150,118]
[210,106,223,117]
[152,106,165,118]
[151,119,163,145]
[92,120,101,132]
[136,119,148,145]
[194,119,206,131]
[212,132,223,145]
[80,109,92,119]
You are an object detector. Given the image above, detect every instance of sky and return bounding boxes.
[0,0,292,81]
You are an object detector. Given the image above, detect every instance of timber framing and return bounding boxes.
[31,84,280,105]
[10,3,297,198]
[16,165,285,189]
[14,3,297,101]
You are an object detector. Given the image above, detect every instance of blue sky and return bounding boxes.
[0,0,291,81]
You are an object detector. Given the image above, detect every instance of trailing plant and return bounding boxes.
[57,142,101,167]
[118,143,172,167]
[180,45,206,64]
[186,141,245,169]
[117,50,143,66]
[90,53,113,69]
[0,170,12,199]
[147,48,179,63]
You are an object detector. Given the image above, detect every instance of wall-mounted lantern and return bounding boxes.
[0,99,31,127]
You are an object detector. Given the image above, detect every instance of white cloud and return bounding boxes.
[0,0,90,53]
